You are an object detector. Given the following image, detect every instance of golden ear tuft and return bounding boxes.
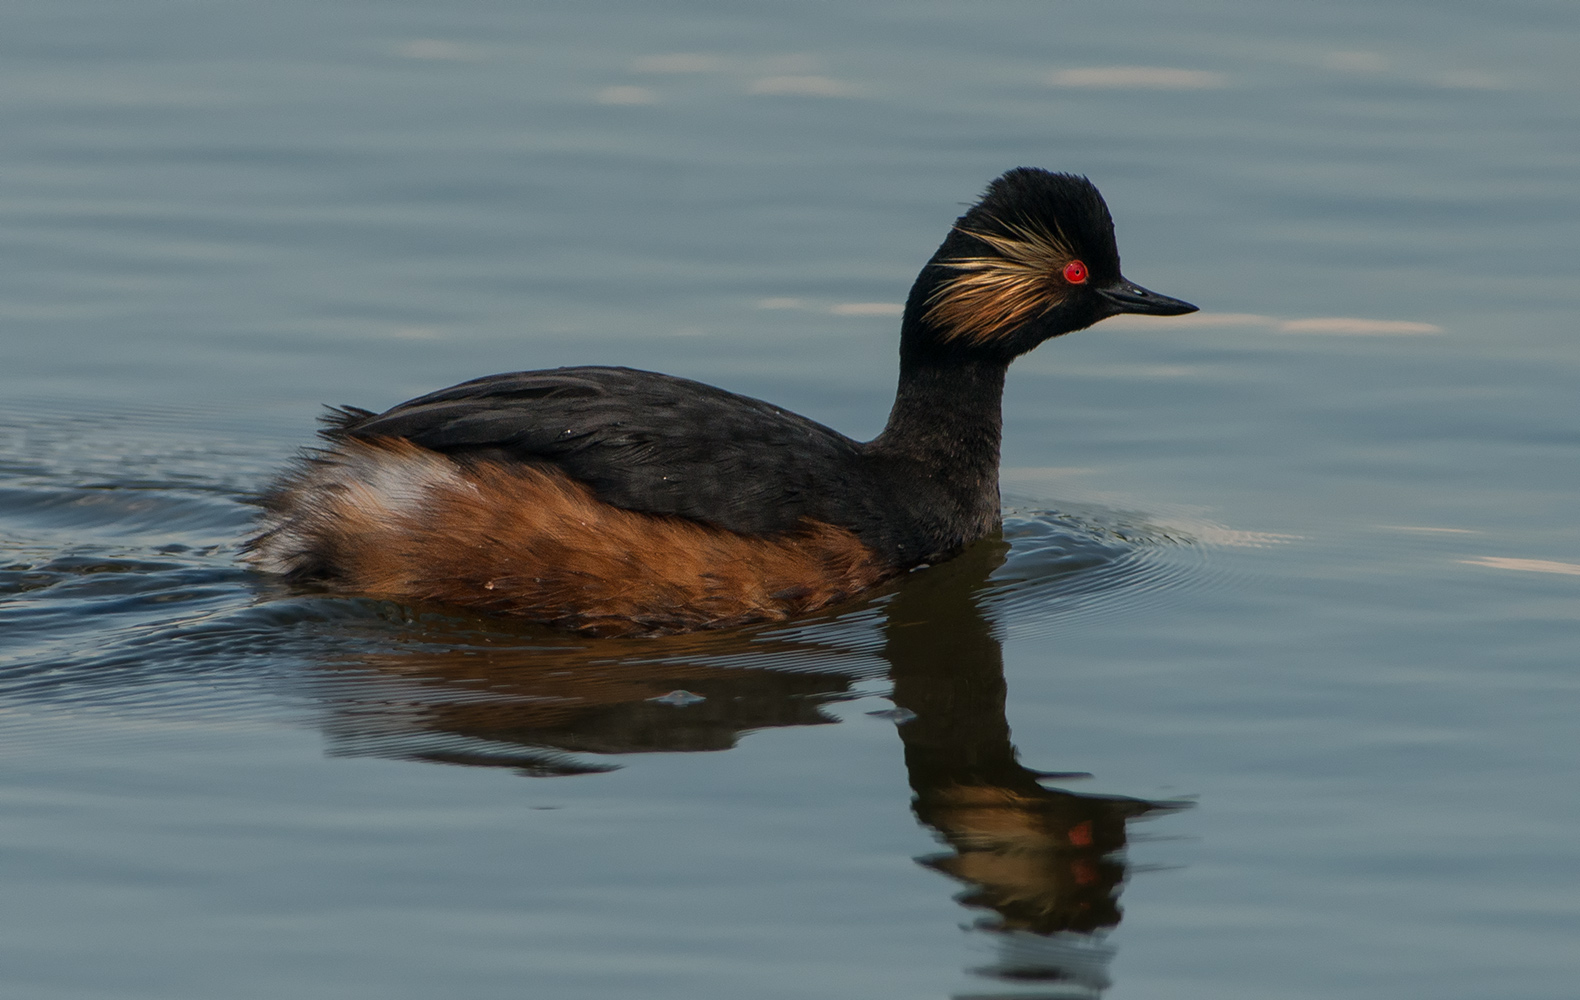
[924,219,1078,344]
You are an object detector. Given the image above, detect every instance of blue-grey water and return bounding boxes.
[3,1,1578,997]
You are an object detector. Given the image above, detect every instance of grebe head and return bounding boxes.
[902,168,1197,364]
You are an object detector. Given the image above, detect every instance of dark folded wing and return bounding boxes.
[337,366,869,536]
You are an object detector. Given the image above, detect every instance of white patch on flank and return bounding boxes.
[1048,66,1227,89]
[338,446,473,519]
[250,445,475,576]
[1461,557,1580,577]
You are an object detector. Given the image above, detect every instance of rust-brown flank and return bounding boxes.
[266,439,892,636]
[924,220,1078,344]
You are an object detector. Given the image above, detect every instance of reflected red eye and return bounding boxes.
[1062,260,1089,284]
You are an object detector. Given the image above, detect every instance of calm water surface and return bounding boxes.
[3,1,1578,997]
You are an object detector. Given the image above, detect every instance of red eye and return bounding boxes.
[1062,260,1089,284]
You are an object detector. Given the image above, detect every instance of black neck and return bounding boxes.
[866,353,1008,557]
[875,355,1007,465]
[878,262,1013,468]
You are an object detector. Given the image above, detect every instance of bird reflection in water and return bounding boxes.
[309,538,1185,997]
[885,544,1185,998]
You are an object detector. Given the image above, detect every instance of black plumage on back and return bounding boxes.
[336,366,878,539]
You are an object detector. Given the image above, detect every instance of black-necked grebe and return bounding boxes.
[248,168,1197,635]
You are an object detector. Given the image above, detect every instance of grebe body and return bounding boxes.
[249,169,1196,634]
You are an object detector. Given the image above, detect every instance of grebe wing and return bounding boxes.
[336,366,865,536]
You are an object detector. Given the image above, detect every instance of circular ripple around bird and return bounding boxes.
[981,500,1282,643]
